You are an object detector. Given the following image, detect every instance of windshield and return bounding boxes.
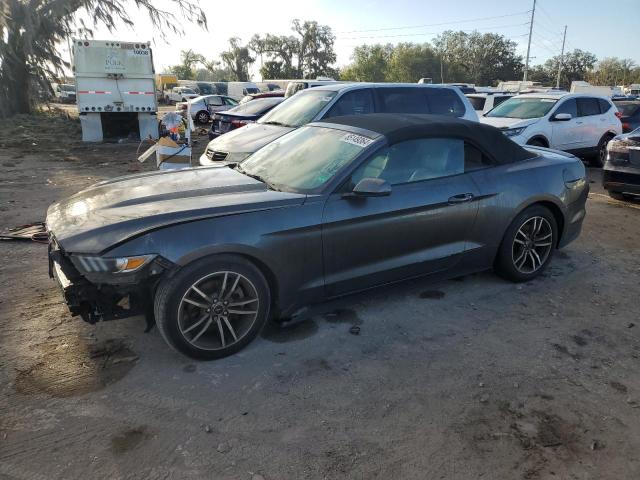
[182,88,196,94]
[61,85,75,92]
[244,87,260,95]
[486,97,557,119]
[240,126,371,192]
[228,98,283,115]
[258,90,337,128]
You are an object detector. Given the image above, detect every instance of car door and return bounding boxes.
[321,137,480,296]
[550,98,583,150]
[577,97,603,149]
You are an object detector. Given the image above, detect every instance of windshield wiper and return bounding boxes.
[235,165,281,191]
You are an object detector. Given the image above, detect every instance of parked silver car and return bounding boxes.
[177,95,239,124]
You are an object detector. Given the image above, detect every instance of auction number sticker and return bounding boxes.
[341,133,373,148]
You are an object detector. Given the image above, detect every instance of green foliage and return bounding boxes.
[221,37,255,81]
[340,44,393,82]
[433,31,523,85]
[169,49,205,80]
[386,43,439,83]
[0,0,206,118]
[341,31,523,86]
[250,20,337,79]
[587,57,640,86]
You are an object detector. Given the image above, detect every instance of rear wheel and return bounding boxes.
[196,110,210,124]
[154,255,271,360]
[495,205,557,282]
[592,134,614,167]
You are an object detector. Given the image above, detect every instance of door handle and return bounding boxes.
[448,193,475,204]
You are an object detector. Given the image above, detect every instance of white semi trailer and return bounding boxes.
[73,39,159,142]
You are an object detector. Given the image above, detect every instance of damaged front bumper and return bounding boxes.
[48,239,170,324]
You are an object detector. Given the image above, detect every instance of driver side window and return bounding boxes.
[350,138,465,187]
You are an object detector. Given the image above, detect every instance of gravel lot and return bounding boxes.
[1,117,639,479]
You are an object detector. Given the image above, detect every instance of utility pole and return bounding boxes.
[523,0,536,83]
[556,25,567,89]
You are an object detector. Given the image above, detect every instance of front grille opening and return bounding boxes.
[206,150,228,161]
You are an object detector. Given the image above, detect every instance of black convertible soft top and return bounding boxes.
[317,113,537,164]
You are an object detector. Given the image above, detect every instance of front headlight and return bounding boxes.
[502,127,527,137]
[72,254,156,274]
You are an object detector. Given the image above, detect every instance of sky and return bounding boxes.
[66,0,640,80]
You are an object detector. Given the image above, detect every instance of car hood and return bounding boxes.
[47,167,306,254]
[206,122,294,154]
[479,117,539,130]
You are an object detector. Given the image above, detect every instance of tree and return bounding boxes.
[220,37,254,81]
[587,57,638,86]
[543,49,597,89]
[340,44,393,82]
[168,49,205,80]
[385,43,439,83]
[0,0,206,118]
[249,19,337,79]
[433,31,523,85]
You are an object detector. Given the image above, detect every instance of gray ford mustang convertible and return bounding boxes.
[47,114,588,360]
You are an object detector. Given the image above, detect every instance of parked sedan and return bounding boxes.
[177,95,239,124]
[46,114,587,360]
[208,97,285,141]
[603,128,640,199]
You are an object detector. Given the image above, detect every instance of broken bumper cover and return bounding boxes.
[48,243,170,324]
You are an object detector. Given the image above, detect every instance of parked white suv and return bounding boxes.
[200,82,478,165]
[480,93,622,166]
[466,92,514,115]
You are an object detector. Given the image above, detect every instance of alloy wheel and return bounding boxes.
[177,271,259,350]
[197,112,209,123]
[511,216,553,274]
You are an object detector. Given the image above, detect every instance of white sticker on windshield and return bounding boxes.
[340,133,373,148]
[321,96,333,102]
[540,99,556,102]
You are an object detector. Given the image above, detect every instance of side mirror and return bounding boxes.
[552,113,572,121]
[348,178,392,197]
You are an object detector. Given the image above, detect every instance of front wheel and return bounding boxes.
[154,255,271,360]
[495,205,557,282]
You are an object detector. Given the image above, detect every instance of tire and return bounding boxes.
[195,110,210,124]
[181,97,187,102]
[495,205,558,283]
[607,191,625,201]
[526,138,547,148]
[592,134,614,168]
[154,255,271,360]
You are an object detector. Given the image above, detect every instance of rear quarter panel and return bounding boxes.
[467,151,586,261]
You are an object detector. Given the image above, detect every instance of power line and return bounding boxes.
[336,10,531,34]
[337,23,530,40]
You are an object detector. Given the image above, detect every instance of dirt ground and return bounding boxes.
[0,110,639,479]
